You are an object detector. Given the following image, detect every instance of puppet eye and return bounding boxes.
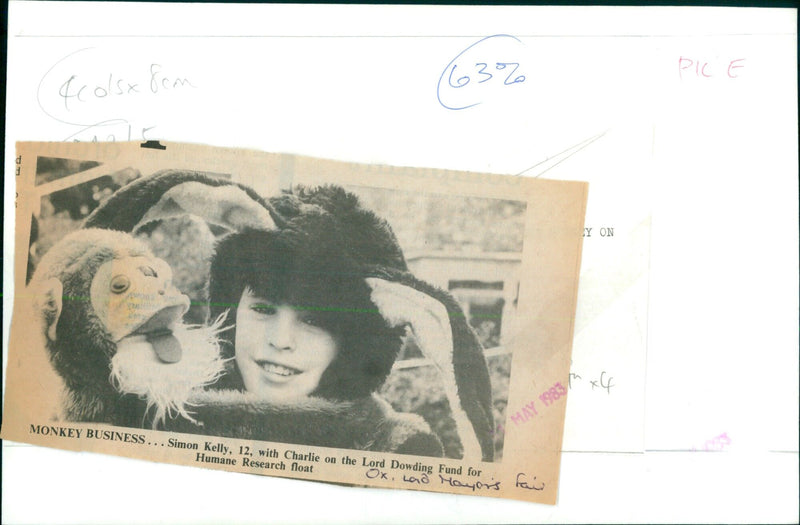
[110,275,131,294]
[139,265,157,278]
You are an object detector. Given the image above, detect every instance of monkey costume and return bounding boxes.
[28,228,226,428]
[86,172,495,461]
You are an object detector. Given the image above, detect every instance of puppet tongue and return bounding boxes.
[132,304,187,363]
[146,330,183,363]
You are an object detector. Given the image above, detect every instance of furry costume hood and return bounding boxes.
[208,185,494,460]
[207,188,408,400]
[168,391,444,457]
[86,171,495,461]
[84,169,283,233]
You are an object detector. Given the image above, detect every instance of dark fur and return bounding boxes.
[269,185,407,271]
[209,185,494,460]
[363,265,495,461]
[84,169,285,231]
[32,230,158,426]
[274,186,492,459]
[83,176,494,460]
[207,223,406,400]
[167,392,443,456]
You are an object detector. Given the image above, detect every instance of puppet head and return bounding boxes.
[30,228,226,427]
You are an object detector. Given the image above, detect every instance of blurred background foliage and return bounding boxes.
[380,353,511,461]
[351,185,526,254]
[29,160,142,283]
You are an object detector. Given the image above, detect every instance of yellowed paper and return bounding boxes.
[3,141,586,504]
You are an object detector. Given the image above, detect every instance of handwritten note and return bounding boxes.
[362,459,502,493]
[515,472,545,491]
[569,367,615,395]
[437,34,527,110]
[37,47,197,142]
[678,56,746,80]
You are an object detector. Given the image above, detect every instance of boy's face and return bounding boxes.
[235,288,338,400]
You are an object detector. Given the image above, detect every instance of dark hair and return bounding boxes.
[208,222,404,401]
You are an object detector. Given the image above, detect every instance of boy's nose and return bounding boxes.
[270,309,296,350]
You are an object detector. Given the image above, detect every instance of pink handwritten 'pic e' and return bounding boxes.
[678,56,746,80]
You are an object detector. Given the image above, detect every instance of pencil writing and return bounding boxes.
[37,47,197,142]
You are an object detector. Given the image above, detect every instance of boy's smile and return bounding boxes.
[254,359,302,380]
[235,288,338,400]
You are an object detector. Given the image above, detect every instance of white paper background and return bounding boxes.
[4,3,798,523]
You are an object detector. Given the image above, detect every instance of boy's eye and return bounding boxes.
[301,315,318,327]
[250,303,277,315]
[296,309,322,327]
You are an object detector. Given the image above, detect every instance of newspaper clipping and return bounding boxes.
[3,141,587,504]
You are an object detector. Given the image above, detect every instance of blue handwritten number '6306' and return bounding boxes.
[437,34,526,110]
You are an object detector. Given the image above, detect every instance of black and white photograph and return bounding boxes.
[5,140,587,503]
[25,154,527,463]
